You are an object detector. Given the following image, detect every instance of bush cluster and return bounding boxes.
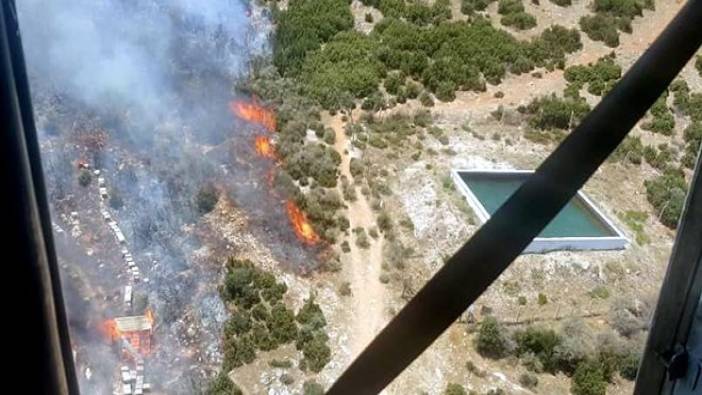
[641,91,675,136]
[524,93,591,131]
[682,122,702,169]
[498,0,537,30]
[644,167,687,228]
[218,259,331,373]
[564,54,621,96]
[360,0,452,26]
[274,0,354,75]
[461,0,496,15]
[474,317,643,394]
[281,1,581,108]
[610,136,644,165]
[579,0,654,48]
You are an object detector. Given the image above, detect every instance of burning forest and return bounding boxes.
[17,0,327,393]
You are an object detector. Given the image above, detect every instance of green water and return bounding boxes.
[459,172,616,238]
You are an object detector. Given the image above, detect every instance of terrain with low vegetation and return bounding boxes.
[210,0,701,393]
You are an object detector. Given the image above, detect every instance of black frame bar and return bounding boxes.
[635,145,702,391]
[328,1,702,393]
[2,1,78,394]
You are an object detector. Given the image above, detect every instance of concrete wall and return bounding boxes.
[451,169,629,254]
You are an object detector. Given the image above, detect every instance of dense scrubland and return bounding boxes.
[212,0,700,393]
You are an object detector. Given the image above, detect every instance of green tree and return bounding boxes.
[476,317,510,358]
[571,359,607,395]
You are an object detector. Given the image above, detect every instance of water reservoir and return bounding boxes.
[452,170,628,253]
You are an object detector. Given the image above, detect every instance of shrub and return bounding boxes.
[538,293,548,305]
[498,0,525,14]
[515,326,562,372]
[608,296,652,338]
[461,0,496,14]
[571,359,607,395]
[466,360,488,377]
[339,281,352,296]
[526,94,591,130]
[642,111,675,135]
[554,319,596,375]
[611,136,644,164]
[436,81,457,102]
[593,0,652,18]
[644,167,687,228]
[501,11,537,30]
[564,55,621,96]
[619,350,641,380]
[109,190,124,209]
[365,12,374,23]
[683,122,702,169]
[413,109,433,127]
[303,380,325,395]
[196,184,218,214]
[362,91,387,112]
[206,372,243,395]
[589,286,610,299]
[419,91,435,107]
[519,372,539,388]
[349,158,365,178]
[78,169,92,187]
[580,14,620,48]
[476,317,510,358]
[300,333,332,372]
[323,129,336,145]
[549,0,571,5]
[284,143,341,187]
[225,312,252,337]
[269,358,293,368]
[355,227,371,249]
[522,352,544,373]
[697,54,702,77]
[269,304,298,344]
[384,71,405,95]
[444,383,468,395]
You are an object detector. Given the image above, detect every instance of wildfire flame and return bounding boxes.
[286,201,320,245]
[145,309,155,326]
[101,319,121,341]
[230,100,276,132]
[254,135,276,158]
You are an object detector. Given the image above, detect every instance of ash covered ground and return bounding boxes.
[18,1,317,393]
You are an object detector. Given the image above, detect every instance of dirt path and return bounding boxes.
[325,113,388,358]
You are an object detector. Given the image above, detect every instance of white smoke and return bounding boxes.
[17,0,257,128]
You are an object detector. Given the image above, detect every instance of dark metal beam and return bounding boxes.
[1,2,77,394]
[635,144,702,394]
[328,1,702,393]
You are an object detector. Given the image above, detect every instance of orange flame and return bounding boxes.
[230,100,276,132]
[254,135,276,158]
[286,201,320,245]
[145,309,155,326]
[101,319,121,342]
